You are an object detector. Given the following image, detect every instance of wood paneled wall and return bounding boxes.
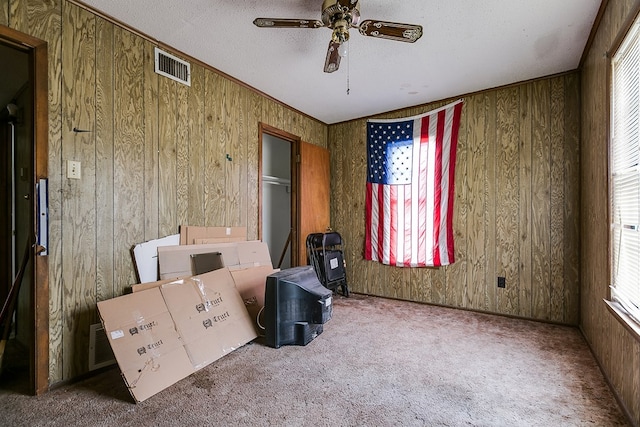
[581,1,640,425]
[7,5,637,421]
[329,74,580,324]
[5,0,327,383]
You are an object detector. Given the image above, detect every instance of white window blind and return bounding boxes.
[611,19,640,325]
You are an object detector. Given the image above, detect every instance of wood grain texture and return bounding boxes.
[495,87,521,316]
[204,72,225,227]
[351,121,368,297]
[32,28,51,395]
[580,1,640,425]
[236,85,249,231]
[484,91,497,313]
[9,0,603,402]
[9,0,64,385]
[530,79,551,321]
[158,76,178,236]
[46,2,64,386]
[142,40,159,241]
[563,72,580,326]
[518,84,532,318]
[466,94,487,311]
[0,18,52,395]
[94,16,114,302]
[446,99,468,308]
[245,89,262,240]
[175,70,190,229]
[112,26,144,294]
[298,141,331,264]
[9,0,330,386]
[187,64,205,227]
[223,78,242,226]
[549,77,565,323]
[328,124,345,260]
[0,0,7,25]
[330,77,580,326]
[61,1,96,378]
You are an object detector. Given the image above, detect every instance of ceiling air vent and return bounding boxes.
[89,323,116,371]
[154,47,191,86]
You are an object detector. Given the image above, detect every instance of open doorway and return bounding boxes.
[0,25,49,396]
[259,125,299,268]
[0,41,31,394]
[259,124,331,271]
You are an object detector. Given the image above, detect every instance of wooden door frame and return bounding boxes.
[258,123,301,266]
[0,25,49,395]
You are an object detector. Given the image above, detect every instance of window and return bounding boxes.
[610,17,640,327]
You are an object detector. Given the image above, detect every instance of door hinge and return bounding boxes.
[296,154,301,163]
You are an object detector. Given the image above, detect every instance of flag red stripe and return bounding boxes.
[446,103,463,262]
[389,185,397,265]
[364,182,373,260]
[404,185,412,266]
[418,116,430,266]
[433,110,446,266]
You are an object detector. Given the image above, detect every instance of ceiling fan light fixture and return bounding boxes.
[254,0,422,73]
[338,40,348,57]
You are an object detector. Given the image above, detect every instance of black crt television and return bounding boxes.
[263,266,333,348]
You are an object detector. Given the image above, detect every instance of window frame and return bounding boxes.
[608,11,640,341]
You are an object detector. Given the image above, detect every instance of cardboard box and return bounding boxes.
[157,241,272,279]
[230,266,278,333]
[232,241,273,270]
[97,288,195,402]
[99,269,258,402]
[160,269,257,369]
[157,242,240,279]
[131,234,180,283]
[180,226,246,245]
[130,277,183,293]
[194,237,245,244]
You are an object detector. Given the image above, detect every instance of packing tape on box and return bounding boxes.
[129,358,161,388]
[193,277,211,312]
[193,277,223,313]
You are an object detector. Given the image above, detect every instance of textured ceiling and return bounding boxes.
[79,0,601,124]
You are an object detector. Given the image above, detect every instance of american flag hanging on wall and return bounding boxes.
[364,99,464,267]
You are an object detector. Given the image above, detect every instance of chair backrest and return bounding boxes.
[306,233,324,249]
[322,232,343,247]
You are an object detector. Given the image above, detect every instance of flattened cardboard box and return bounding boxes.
[157,242,241,279]
[131,234,180,283]
[97,288,194,402]
[230,266,278,333]
[180,226,246,245]
[160,268,257,369]
[157,241,272,279]
[130,277,182,293]
[231,241,273,270]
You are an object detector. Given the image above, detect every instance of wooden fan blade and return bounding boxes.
[253,18,324,28]
[324,41,341,73]
[358,20,423,43]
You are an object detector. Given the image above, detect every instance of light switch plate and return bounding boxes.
[67,160,81,179]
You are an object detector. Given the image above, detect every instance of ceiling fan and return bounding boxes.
[253,0,423,73]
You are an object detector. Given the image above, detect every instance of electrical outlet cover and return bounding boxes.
[67,160,81,179]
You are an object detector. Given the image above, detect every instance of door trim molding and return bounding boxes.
[0,24,49,395]
[258,123,301,266]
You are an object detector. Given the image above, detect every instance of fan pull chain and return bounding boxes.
[346,44,350,95]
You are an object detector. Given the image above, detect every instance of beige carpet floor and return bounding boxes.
[0,293,630,426]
